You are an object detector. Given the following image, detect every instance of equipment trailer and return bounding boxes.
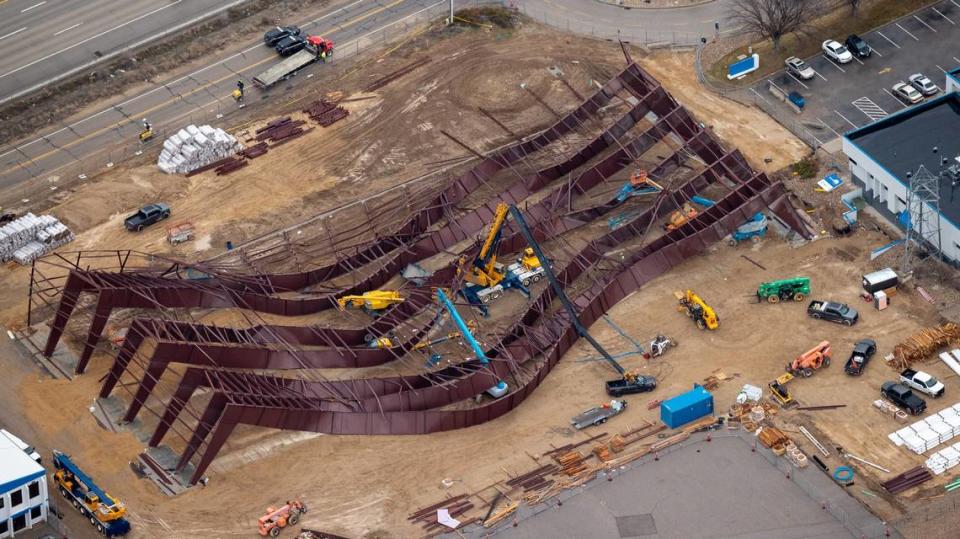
[253,37,334,87]
[52,451,130,536]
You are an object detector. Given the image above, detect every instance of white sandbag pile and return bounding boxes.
[157,124,242,174]
[0,213,74,265]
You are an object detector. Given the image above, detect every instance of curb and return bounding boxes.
[592,0,717,10]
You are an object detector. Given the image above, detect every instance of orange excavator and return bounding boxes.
[258,499,308,537]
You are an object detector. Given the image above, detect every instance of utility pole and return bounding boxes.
[448,0,454,25]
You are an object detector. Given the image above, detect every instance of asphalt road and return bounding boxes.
[0,0,253,105]
[0,0,449,193]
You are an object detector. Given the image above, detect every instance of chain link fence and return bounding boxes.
[0,0,475,207]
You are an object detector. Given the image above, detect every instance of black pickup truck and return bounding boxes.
[881,381,927,415]
[124,203,170,232]
[808,300,859,326]
[606,374,657,397]
[844,338,876,376]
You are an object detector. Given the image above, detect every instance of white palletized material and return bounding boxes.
[926,445,960,474]
[931,421,954,444]
[0,213,74,265]
[157,124,242,174]
[940,350,960,376]
[888,432,904,446]
[891,400,960,454]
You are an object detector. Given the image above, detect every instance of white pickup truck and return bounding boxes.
[900,368,945,398]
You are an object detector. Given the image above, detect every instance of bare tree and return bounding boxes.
[847,0,861,15]
[728,0,812,52]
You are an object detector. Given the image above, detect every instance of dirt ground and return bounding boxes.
[1,17,913,539]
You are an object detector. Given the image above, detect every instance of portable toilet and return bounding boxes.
[660,384,714,429]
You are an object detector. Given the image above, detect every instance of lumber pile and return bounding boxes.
[303,99,349,127]
[758,426,790,453]
[482,500,518,528]
[592,443,612,462]
[609,434,626,453]
[158,124,241,174]
[882,466,932,494]
[557,450,587,476]
[0,213,74,265]
[892,323,960,369]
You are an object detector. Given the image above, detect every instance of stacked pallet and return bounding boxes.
[557,450,587,476]
[892,323,960,369]
[303,99,349,127]
[926,443,960,474]
[0,213,74,265]
[609,434,626,453]
[889,402,960,454]
[158,125,242,174]
[881,466,933,494]
[873,399,909,422]
[592,443,612,462]
[758,426,790,451]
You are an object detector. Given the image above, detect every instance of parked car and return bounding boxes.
[807,300,858,325]
[785,56,815,80]
[892,82,924,104]
[275,34,307,56]
[908,73,939,96]
[788,91,805,109]
[844,339,876,375]
[822,40,853,64]
[606,374,657,397]
[881,382,927,415]
[900,368,945,397]
[263,25,301,46]
[844,34,872,58]
[124,203,170,232]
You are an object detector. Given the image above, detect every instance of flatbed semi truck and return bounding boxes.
[254,36,334,88]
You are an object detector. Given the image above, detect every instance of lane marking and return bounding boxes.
[852,97,889,120]
[0,0,370,162]
[0,1,184,80]
[53,22,83,37]
[815,70,828,82]
[0,0,415,171]
[818,118,841,138]
[914,14,937,32]
[0,27,26,42]
[823,58,846,73]
[882,88,907,108]
[853,56,864,65]
[895,22,920,41]
[866,42,882,57]
[875,31,900,48]
[936,64,947,72]
[20,1,45,13]
[954,56,960,64]
[786,73,809,89]
[953,0,960,7]
[933,7,955,24]
[834,110,859,128]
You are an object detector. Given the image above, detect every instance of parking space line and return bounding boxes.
[882,88,907,108]
[852,56,864,65]
[823,59,846,73]
[815,70,828,82]
[914,15,937,32]
[834,110,859,128]
[953,0,960,8]
[866,43,882,57]
[875,31,901,48]
[818,118,841,138]
[954,56,960,64]
[933,7,955,24]
[853,96,890,119]
[786,73,809,89]
[937,64,947,72]
[896,23,920,41]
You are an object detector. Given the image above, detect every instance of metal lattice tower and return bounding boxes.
[901,164,942,274]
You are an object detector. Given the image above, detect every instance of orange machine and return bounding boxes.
[664,203,699,231]
[258,499,307,537]
[786,340,832,378]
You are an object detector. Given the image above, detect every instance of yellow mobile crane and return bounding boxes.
[674,290,719,330]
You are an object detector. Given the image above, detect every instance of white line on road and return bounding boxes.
[853,56,864,65]
[937,64,947,72]
[823,58,846,73]
[834,110,859,128]
[818,118,841,138]
[0,27,26,42]
[896,23,920,41]
[882,88,907,108]
[53,22,82,37]
[933,7,955,24]
[852,96,889,120]
[786,73,809,89]
[953,0,960,8]
[20,1,45,13]
[0,1,184,80]
[954,56,960,64]
[875,31,900,48]
[866,43,882,57]
[914,14,937,32]
[815,70,828,82]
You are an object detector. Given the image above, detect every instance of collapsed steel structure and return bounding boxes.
[32,53,811,485]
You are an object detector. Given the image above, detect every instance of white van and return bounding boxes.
[0,429,41,464]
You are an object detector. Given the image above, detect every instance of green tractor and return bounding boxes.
[757,277,811,304]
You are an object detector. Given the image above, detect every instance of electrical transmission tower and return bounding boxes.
[901,164,943,275]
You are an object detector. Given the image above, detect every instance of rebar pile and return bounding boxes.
[892,323,960,369]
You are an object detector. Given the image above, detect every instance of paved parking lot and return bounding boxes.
[753,1,960,145]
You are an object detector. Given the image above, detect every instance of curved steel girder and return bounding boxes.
[181,179,807,484]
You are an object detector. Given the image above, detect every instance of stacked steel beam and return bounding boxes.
[882,466,933,494]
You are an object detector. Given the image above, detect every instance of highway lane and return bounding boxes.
[0,0,252,104]
[0,0,446,191]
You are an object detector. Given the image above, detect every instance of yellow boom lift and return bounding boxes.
[337,291,404,315]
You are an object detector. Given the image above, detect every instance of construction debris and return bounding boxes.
[881,466,933,494]
[0,213,74,265]
[892,323,960,369]
[158,124,242,175]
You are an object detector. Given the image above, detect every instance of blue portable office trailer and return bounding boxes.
[661,384,714,429]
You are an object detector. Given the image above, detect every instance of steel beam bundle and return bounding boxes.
[29,56,812,485]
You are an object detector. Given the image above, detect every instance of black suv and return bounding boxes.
[881,382,926,415]
[275,34,307,56]
[264,25,301,47]
[845,34,871,58]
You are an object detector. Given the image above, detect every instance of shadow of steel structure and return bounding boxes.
[28,48,812,485]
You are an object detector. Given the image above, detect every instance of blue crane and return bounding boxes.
[435,288,508,397]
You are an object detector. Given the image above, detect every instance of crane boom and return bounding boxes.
[477,203,509,269]
[435,289,508,397]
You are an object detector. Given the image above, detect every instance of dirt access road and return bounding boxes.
[0,19,813,539]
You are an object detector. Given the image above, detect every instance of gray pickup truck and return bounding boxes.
[571,400,627,430]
